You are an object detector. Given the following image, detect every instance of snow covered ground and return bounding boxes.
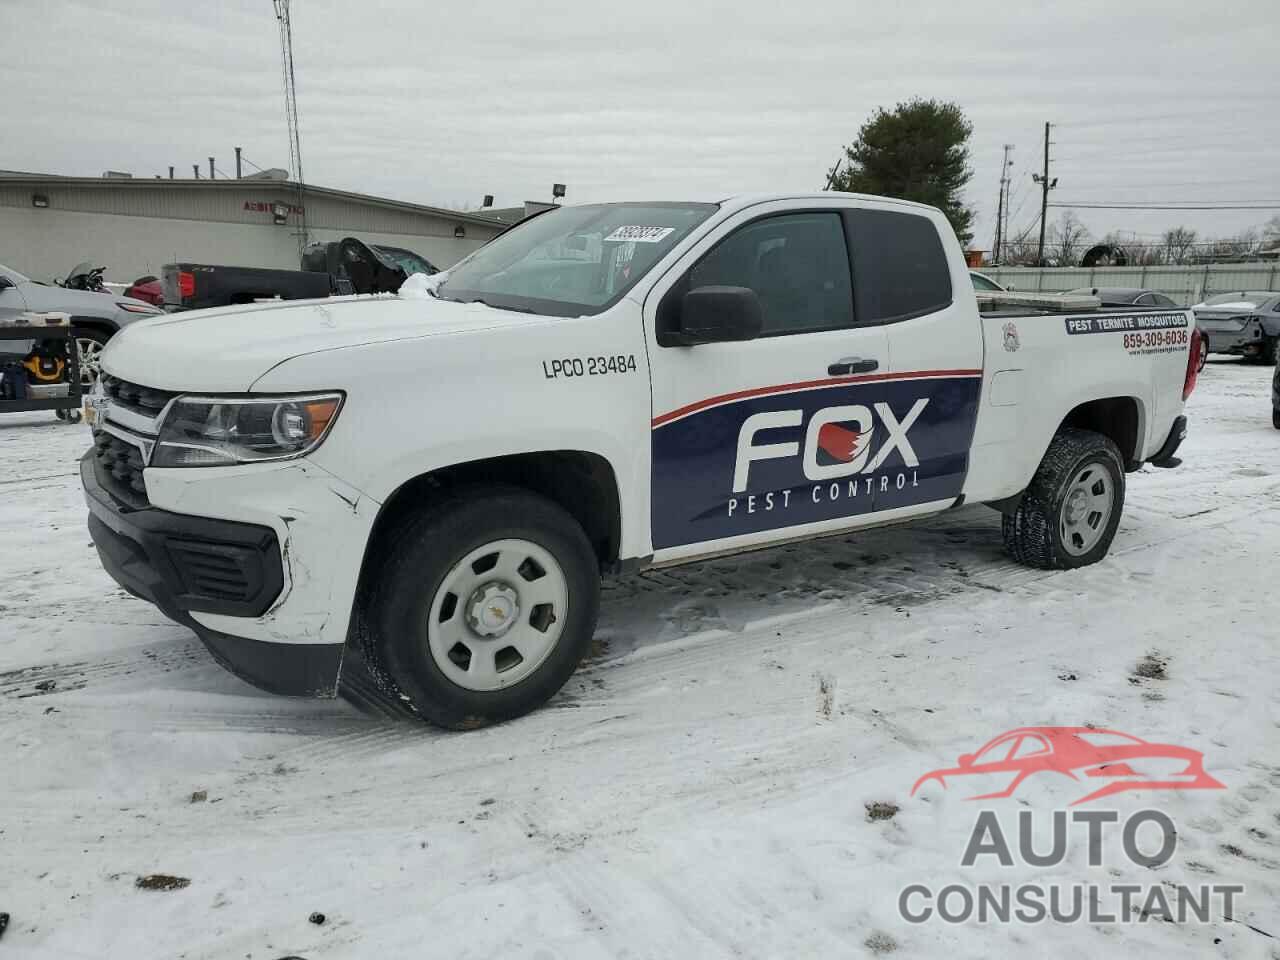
[2,360,1278,959]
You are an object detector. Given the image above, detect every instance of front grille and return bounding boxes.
[166,539,261,604]
[101,375,178,417]
[92,431,149,507]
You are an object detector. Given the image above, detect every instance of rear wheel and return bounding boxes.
[1002,429,1126,570]
[359,486,600,729]
[1259,335,1278,365]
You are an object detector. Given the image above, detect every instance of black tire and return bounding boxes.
[1002,428,1126,570]
[359,486,600,729]
[1272,408,1280,430]
[1260,336,1278,366]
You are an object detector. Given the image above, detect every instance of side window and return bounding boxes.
[976,737,1019,764]
[1154,293,1177,308]
[685,212,854,336]
[845,209,953,324]
[1135,293,1154,306]
[1012,735,1049,759]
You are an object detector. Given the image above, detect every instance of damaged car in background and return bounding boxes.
[1193,291,1280,364]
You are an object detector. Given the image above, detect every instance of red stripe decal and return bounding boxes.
[651,368,983,428]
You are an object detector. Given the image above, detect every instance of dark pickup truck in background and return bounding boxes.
[161,237,438,310]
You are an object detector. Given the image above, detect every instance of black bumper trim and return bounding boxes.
[192,620,343,697]
[82,453,283,617]
[81,452,342,697]
[1149,415,1187,469]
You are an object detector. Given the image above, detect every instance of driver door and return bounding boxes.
[644,201,891,562]
[0,274,31,362]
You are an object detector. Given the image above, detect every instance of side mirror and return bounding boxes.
[0,275,12,291]
[958,753,975,767]
[668,285,763,346]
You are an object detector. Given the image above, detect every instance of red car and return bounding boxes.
[911,726,1224,806]
[123,275,164,308]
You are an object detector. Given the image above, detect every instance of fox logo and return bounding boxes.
[732,399,928,493]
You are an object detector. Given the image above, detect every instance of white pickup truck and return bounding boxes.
[81,192,1201,727]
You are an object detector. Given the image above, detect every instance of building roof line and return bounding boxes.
[0,173,507,228]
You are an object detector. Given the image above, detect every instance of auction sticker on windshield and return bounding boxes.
[604,226,675,243]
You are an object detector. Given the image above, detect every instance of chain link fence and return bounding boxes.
[982,264,1280,306]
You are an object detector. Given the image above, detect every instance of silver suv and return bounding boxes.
[0,263,161,384]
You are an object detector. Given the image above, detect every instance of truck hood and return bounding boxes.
[100,294,545,391]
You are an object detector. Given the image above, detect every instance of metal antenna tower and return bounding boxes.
[273,0,307,253]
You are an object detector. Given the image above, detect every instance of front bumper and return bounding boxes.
[82,452,348,696]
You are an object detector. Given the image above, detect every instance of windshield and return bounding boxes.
[374,245,438,277]
[437,202,717,317]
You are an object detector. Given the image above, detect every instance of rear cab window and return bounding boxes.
[843,208,953,324]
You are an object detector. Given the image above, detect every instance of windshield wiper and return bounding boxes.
[464,298,539,315]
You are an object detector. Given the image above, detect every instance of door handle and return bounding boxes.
[828,357,879,376]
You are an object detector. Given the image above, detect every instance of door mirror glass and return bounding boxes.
[671,285,763,345]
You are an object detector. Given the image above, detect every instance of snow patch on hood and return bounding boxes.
[399,271,448,300]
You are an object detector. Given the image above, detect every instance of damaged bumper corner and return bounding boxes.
[82,452,377,697]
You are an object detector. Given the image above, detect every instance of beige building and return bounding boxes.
[0,171,507,284]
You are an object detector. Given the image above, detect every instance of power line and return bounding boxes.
[1050,202,1280,211]
[1051,179,1280,192]
[1055,108,1274,129]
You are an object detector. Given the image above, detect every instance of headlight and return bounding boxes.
[152,393,343,467]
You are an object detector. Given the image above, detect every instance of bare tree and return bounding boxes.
[1202,228,1260,261]
[1002,219,1042,266]
[1260,216,1280,256]
[1045,211,1091,267]
[1162,226,1199,265]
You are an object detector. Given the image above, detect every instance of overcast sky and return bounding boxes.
[2,0,1278,253]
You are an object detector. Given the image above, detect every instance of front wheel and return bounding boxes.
[360,487,601,729]
[1272,408,1280,430]
[73,328,111,387]
[1002,429,1126,570]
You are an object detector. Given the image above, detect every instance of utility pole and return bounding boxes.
[993,144,1013,263]
[1032,122,1058,266]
